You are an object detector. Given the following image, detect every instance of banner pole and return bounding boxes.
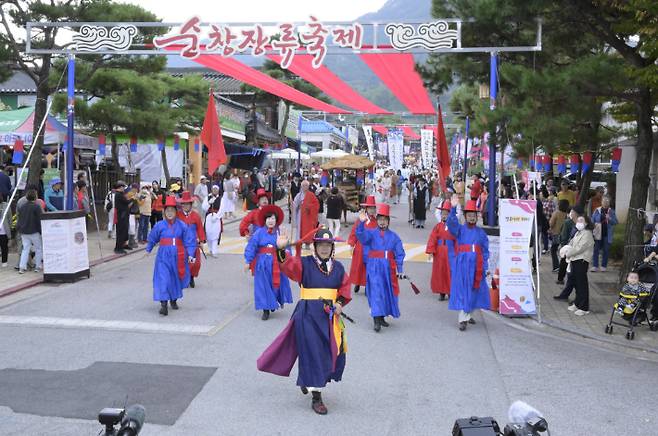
[533,179,542,323]
[87,166,104,260]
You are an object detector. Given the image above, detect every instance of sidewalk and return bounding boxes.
[530,253,658,352]
[0,205,259,299]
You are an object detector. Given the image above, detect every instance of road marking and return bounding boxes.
[0,315,215,336]
[214,240,428,262]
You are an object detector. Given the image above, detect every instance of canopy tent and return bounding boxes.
[310,148,348,159]
[321,154,375,170]
[0,107,98,149]
[270,148,310,160]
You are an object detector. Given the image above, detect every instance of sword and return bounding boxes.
[198,244,208,260]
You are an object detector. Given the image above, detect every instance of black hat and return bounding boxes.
[313,228,337,243]
[572,205,585,216]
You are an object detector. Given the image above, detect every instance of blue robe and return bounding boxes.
[356,221,405,317]
[446,208,490,312]
[244,227,293,311]
[146,219,196,302]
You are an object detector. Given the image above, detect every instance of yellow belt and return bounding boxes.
[300,287,337,301]
[300,287,346,354]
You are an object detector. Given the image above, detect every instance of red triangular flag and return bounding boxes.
[201,91,227,175]
[436,105,451,191]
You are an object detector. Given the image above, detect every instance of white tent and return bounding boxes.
[273,148,311,160]
[310,149,348,159]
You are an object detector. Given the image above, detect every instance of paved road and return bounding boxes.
[0,201,655,435]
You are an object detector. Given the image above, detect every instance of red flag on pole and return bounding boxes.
[201,90,227,175]
[436,104,451,191]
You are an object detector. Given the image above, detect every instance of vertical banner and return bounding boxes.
[420,128,433,170]
[362,125,375,161]
[377,139,388,157]
[498,199,537,316]
[386,128,404,171]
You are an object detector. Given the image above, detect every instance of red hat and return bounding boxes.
[255,188,272,200]
[177,191,194,204]
[360,195,377,207]
[163,196,178,208]
[437,200,451,211]
[464,200,478,213]
[376,203,391,217]
[256,204,284,227]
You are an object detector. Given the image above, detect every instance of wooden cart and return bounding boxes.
[321,154,375,216]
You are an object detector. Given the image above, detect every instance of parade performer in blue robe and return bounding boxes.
[355,203,406,332]
[447,195,490,331]
[257,227,351,415]
[244,204,292,320]
[146,196,197,316]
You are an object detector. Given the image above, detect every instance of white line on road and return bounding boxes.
[0,315,215,336]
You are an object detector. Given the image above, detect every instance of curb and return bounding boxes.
[0,201,282,299]
[0,246,147,299]
[482,310,658,356]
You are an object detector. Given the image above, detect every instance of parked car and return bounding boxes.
[563,171,608,191]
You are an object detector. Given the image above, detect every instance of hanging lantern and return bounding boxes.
[570,154,580,173]
[582,151,593,173]
[611,147,622,172]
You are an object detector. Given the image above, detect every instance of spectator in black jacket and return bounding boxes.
[17,189,43,273]
[113,181,131,254]
[325,187,344,237]
[0,165,12,199]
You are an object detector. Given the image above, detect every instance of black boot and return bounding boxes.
[439,293,446,301]
[459,321,467,331]
[379,316,390,327]
[262,310,270,320]
[373,317,381,332]
[189,276,195,288]
[468,318,476,324]
[311,391,327,415]
[300,386,308,395]
[353,285,360,294]
[159,301,168,316]
[170,300,179,310]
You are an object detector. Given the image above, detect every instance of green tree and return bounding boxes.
[0,0,163,187]
[420,1,657,280]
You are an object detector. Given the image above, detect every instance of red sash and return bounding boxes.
[368,250,400,296]
[160,237,186,280]
[250,247,281,289]
[456,244,484,290]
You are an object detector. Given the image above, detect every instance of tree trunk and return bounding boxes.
[27,59,51,188]
[110,133,124,179]
[161,148,171,186]
[620,86,654,286]
[279,100,290,145]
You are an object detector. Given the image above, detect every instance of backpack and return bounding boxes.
[104,191,114,213]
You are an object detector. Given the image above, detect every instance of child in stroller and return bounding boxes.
[606,265,658,340]
[614,271,649,321]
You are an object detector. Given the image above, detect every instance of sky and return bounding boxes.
[122,0,388,22]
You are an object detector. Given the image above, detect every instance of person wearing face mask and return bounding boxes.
[561,215,595,316]
[554,205,583,300]
[258,227,351,415]
[243,205,292,320]
[356,203,406,332]
[145,196,197,316]
[447,194,490,331]
[177,191,207,289]
[346,195,378,294]
[425,200,457,301]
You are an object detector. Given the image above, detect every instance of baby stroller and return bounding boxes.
[605,261,658,340]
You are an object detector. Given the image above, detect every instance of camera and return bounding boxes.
[98,404,145,436]
[453,402,549,436]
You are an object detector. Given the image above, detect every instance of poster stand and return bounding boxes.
[41,210,90,282]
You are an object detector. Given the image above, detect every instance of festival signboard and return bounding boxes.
[498,199,537,316]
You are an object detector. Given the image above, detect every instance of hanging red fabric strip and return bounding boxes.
[359,52,435,114]
[267,54,391,114]
[165,47,350,113]
[397,126,421,140]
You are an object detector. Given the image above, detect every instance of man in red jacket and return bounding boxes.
[347,195,377,293]
[425,200,456,301]
[177,191,206,288]
[239,188,271,238]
